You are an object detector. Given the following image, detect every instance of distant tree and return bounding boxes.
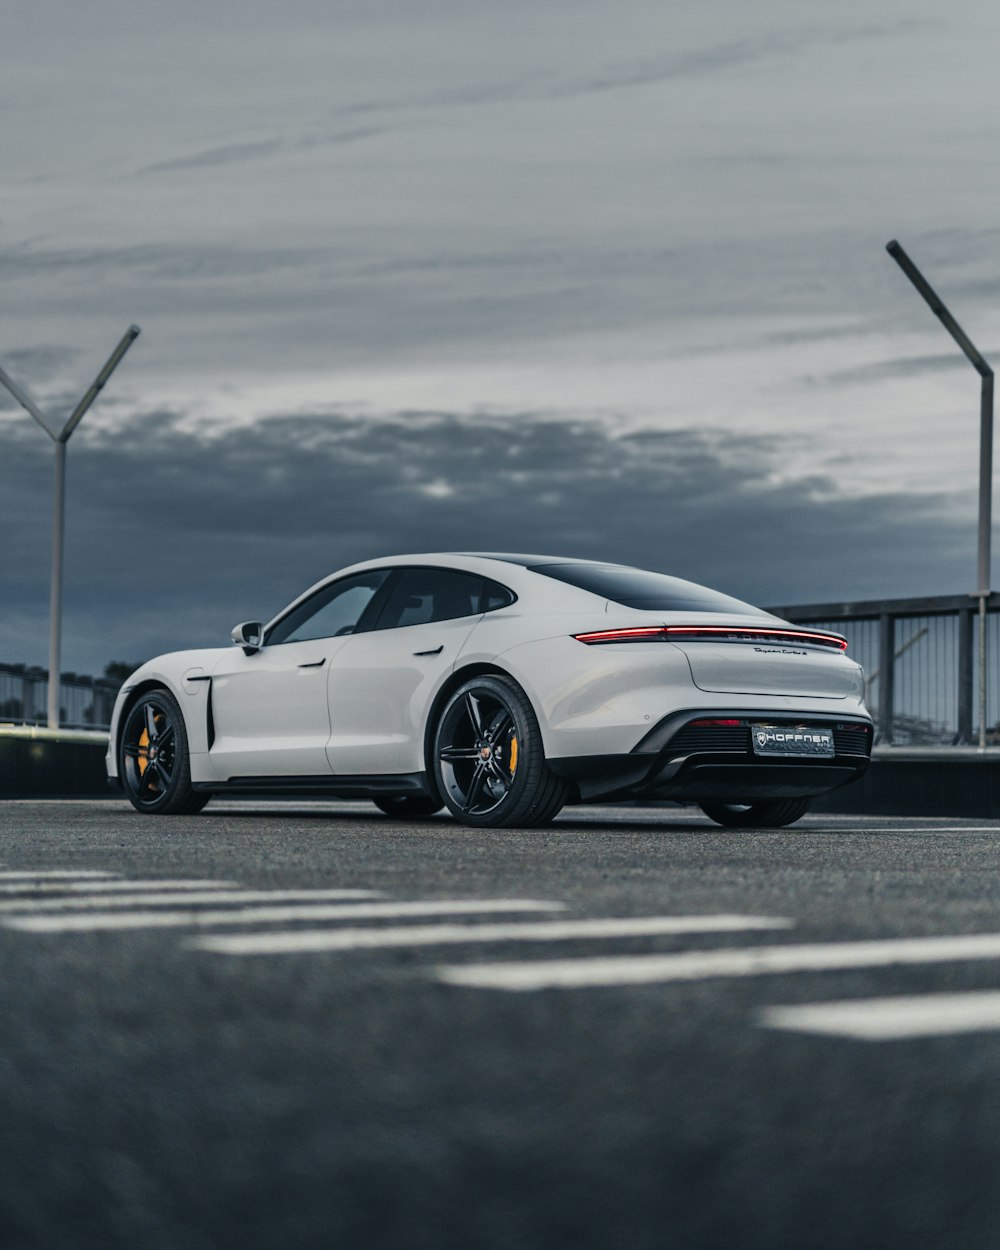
[103,661,144,684]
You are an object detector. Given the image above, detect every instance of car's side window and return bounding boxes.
[267,570,390,645]
[373,568,513,631]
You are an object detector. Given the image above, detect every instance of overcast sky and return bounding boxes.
[4,0,1000,673]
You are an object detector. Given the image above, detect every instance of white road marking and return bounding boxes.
[0,879,235,895]
[0,888,384,913]
[190,914,792,956]
[804,828,1000,835]
[436,932,1000,991]
[0,870,117,879]
[761,991,1000,1040]
[3,898,564,934]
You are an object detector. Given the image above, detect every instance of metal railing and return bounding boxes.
[0,664,118,732]
[5,592,996,746]
[769,593,1000,746]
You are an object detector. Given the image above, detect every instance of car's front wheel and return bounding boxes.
[432,675,567,828]
[119,689,209,815]
[698,798,811,828]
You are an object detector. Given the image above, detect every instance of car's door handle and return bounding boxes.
[297,658,326,668]
[413,645,444,657]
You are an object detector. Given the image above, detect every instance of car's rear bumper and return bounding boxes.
[548,708,873,804]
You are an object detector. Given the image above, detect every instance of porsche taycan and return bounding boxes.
[106,553,872,828]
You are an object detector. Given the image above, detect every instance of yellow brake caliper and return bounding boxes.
[137,728,150,776]
[508,735,518,777]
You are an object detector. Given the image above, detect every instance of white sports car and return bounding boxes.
[107,553,872,828]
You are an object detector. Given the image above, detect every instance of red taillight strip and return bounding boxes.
[573,627,666,643]
[662,626,848,651]
[573,625,848,651]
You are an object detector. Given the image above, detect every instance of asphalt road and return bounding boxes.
[2,799,1000,1250]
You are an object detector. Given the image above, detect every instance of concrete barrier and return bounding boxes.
[3,729,1000,817]
[814,747,1000,819]
[0,726,110,798]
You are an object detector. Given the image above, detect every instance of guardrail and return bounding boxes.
[0,664,119,731]
[4,593,996,746]
[769,592,1000,746]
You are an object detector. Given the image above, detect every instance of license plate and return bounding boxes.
[751,724,835,758]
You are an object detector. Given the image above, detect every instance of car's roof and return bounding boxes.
[458,553,636,569]
[330,552,645,576]
[269,552,777,630]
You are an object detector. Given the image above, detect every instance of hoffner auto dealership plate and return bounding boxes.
[751,725,835,758]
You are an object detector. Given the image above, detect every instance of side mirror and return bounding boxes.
[231,621,263,655]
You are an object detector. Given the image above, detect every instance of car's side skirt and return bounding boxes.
[190,772,434,800]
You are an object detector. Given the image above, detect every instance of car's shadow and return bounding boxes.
[109,803,873,834]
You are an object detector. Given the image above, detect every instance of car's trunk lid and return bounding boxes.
[672,637,856,698]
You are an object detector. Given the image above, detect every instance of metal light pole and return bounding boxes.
[0,326,140,728]
[886,240,993,748]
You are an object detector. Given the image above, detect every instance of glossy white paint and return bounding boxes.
[105,553,869,791]
[677,641,860,698]
[326,615,479,774]
[209,638,350,778]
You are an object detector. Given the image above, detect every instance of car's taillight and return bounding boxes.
[572,625,848,652]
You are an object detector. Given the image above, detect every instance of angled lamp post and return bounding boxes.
[886,240,993,748]
[0,326,141,728]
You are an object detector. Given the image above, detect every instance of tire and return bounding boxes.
[374,795,444,819]
[698,798,811,828]
[119,688,210,815]
[432,674,568,828]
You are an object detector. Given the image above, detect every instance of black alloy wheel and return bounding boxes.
[373,795,444,819]
[119,689,209,815]
[433,674,567,828]
[698,798,811,828]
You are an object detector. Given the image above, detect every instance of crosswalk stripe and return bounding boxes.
[435,932,1000,991]
[0,870,117,880]
[190,914,792,956]
[2,898,564,934]
[0,879,235,895]
[760,991,1000,1040]
[0,888,384,913]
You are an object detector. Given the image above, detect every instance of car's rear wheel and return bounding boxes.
[119,689,209,815]
[433,675,567,828]
[698,798,811,828]
[373,795,444,819]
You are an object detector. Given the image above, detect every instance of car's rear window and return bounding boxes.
[529,563,768,616]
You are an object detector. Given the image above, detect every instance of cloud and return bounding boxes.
[807,352,979,389]
[0,406,977,675]
[140,139,285,175]
[0,243,319,283]
[139,125,385,175]
[327,19,927,119]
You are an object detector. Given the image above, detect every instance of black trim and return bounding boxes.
[548,707,873,803]
[548,750,869,803]
[633,708,873,756]
[206,680,215,750]
[547,755,654,800]
[655,762,865,800]
[191,771,433,800]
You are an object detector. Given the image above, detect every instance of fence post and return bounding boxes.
[958,607,974,743]
[879,613,895,744]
